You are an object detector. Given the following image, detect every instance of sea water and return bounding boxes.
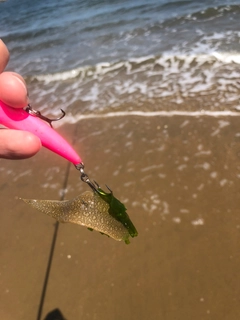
[1,0,240,118]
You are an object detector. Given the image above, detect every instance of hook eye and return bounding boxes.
[26,104,66,127]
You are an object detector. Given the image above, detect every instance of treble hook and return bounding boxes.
[25,104,66,127]
[75,162,99,192]
[75,163,114,195]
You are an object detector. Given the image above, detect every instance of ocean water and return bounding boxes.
[1,0,240,120]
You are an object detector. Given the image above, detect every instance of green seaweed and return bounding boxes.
[96,187,138,244]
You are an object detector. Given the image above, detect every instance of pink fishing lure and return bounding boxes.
[0,101,82,165]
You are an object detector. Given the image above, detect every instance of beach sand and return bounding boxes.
[1,115,240,319]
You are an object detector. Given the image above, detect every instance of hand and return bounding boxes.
[0,39,41,159]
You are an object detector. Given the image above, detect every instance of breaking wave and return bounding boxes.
[27,50,240,116]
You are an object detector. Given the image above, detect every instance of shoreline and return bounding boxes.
[59,109,240,125]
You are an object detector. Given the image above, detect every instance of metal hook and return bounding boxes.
[75,162,99,192]
[105,185,113,193]
[26,104,66,127]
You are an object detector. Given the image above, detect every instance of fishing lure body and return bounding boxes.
[0,101,81,165]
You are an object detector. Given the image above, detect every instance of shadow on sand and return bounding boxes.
[44,308,67,320]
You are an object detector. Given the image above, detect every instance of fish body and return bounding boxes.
[22,191,133,243]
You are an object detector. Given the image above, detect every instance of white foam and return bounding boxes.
[28,50,240,117]
[212,52,240,64]
[191,218,204,226]
[32,50,240,84]
[58,110,240,125]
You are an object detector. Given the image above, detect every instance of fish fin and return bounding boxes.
[21,198,71,223]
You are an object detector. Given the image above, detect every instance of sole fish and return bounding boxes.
[22,190,137,244]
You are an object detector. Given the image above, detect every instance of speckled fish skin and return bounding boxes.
[22,191,130,242]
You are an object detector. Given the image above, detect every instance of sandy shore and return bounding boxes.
[1,114,240,319]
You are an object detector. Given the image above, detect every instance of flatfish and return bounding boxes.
[22,188,138,244]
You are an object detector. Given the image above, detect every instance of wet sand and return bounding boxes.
[1,114,240,319]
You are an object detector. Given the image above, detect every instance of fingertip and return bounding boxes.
[22,131,42,157]
[0,130,42,159]
[0,72,28,108]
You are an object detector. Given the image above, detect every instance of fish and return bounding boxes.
[21,188,138,244]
